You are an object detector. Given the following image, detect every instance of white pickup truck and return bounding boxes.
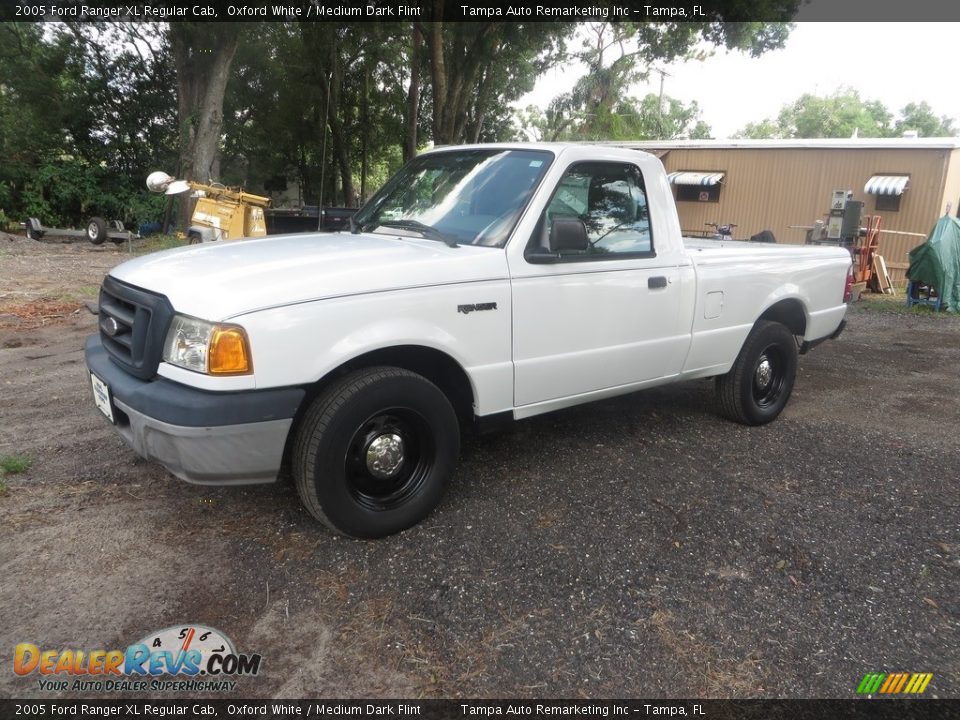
[85,144,851,537]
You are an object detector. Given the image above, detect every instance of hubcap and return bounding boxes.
[755,357,773,388]
[752,345,786,408]
[344,410,434,511]
[365,433,405,479]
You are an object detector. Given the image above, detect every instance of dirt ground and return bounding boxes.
[1,233,957,700]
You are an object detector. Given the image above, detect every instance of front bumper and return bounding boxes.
[85,334,304,485]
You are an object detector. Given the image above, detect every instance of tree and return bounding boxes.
[0,23,175,228]
[423,19,569,145]
[521,92,711,141]
[776,89,891,138]
[733,90,960,139]
[895,101,957,137]
[168,23,243,226]
[732,119,780,139]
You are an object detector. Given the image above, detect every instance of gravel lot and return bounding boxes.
[1,234,957,699]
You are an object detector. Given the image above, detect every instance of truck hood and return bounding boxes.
[109,232,510,321]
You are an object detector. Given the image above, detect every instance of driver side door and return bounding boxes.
[510,160,688,408]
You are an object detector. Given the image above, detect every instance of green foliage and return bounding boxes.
[734,89,960,139]
[523,20,792,142]
[0,17,793,224]
[895,102,957,138]
[135,234,188,255]
[0,454,32,475]
[0,23,176,228]
[523,93,712,142]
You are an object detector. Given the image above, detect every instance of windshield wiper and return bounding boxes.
[374,220,458,248]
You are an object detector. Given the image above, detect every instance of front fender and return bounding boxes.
[237,281,516,416]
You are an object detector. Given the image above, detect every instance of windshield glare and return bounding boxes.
[354,149,553,247]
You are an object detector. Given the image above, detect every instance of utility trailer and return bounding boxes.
[23,216,137,245]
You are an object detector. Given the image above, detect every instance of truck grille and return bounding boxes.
[98,275,174,380]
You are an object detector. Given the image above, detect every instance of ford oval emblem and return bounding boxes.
[101,316,120,337]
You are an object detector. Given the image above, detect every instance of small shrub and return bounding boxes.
[0,454,32,474]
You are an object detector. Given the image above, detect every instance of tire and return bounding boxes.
[187,231,202,245]
[109,220,125,243]
[86,216,108,245]
[293,367,460,538]
[24,218,42,241]
[716,320,798,426]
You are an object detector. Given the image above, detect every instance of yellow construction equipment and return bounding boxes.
[146,171,271,243]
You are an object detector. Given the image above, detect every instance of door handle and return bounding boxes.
[648,276,668,289]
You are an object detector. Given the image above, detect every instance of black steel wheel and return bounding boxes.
[344,409,434,512]
[716,320,798,425]
[293,367,460,538]
[86,216,108,245]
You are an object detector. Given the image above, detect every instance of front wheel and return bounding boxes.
[716,320,798,425]
[293,367,460,538]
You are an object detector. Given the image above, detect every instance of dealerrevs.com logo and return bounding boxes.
[14,625,262,693]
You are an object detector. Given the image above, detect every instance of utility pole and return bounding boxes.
[654,67,671,138]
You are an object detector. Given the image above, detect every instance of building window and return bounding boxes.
[876,194,901,212]
[676,184,721,203]
[864,175,908,213]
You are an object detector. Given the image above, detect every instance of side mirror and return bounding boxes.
[549,217,588,252]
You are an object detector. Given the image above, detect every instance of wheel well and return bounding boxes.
[337,346,475,420]
[760,299,806,337]
[279,346,476,478]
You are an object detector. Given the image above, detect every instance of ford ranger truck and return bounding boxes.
[85,144,851,538]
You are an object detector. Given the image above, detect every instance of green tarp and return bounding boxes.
[907,215,960,311]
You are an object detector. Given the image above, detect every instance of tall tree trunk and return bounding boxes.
[428,17,448,145]
[426,21,496,145]
[169,24,241,230]
[404,23,422,161]
[360,63,369,203]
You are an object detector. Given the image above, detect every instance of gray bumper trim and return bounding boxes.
[113,398,291,485]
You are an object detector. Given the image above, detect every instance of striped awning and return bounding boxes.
[667,171,725,186]
[864,175,909,196]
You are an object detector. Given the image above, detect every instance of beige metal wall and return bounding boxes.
[656,147,952,282]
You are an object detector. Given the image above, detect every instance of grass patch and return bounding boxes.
[854,291,954,317]
[0,454,32,495]
[135,233,188,255]
[1,454,32,474]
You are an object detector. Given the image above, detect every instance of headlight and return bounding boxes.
[163,315,252,375]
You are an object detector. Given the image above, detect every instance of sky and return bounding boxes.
[519,23,960,140]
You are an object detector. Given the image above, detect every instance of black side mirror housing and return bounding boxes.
[549,218,589,253]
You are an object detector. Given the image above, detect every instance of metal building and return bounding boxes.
[611,138,960,283]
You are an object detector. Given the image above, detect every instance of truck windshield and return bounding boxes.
[353,149,553,247]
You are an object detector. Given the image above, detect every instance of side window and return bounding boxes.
[536,162,653,259]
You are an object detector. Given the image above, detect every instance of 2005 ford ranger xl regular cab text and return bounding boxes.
[85,144,852,537]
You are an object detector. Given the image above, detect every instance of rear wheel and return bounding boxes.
[293,367,460,538]
[716,320,798,425]
[86,217,108,245]
[24,218,42,241]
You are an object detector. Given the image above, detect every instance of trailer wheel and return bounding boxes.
[24,218,43,241]
[86,217,108,245]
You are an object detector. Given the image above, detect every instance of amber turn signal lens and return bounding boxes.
[208,326,252,375]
